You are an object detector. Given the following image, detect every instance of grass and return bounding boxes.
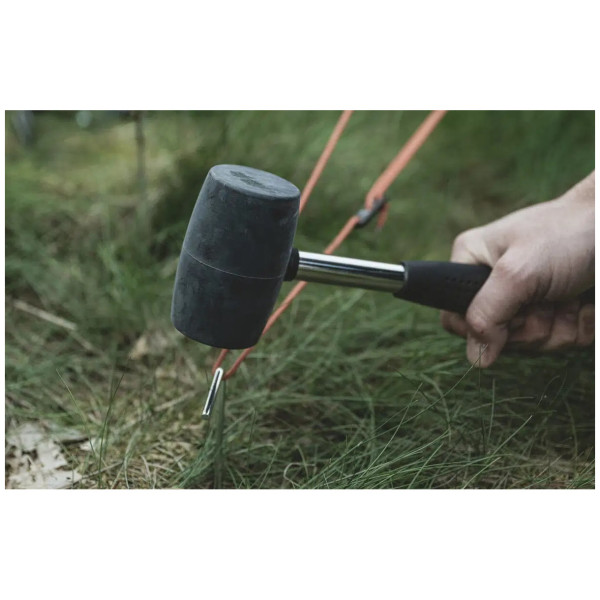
[4,110,595,488]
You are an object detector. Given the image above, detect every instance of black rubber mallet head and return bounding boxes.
[172,164,494,350]
[171,165,301,349]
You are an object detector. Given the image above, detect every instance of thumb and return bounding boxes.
[464,251,535,367]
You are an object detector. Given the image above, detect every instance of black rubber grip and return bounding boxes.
[394,261,491,314]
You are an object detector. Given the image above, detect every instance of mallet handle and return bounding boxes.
[287,249,491,314]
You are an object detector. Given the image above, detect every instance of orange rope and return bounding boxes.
[299,110,353,213]
[213,110,446,380]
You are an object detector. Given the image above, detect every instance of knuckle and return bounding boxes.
[494,256,535,295]
[452,229,477,255]
[493,257,530,287]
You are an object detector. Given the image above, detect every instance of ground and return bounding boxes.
[4,110,595,488]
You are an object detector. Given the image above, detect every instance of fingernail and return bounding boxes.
[467,336,489,367]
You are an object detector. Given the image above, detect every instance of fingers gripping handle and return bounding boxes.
[394,261,491,314]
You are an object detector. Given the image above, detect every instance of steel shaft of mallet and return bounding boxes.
[294,251,406,292]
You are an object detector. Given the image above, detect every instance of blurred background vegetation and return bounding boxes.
[4,110,595,488]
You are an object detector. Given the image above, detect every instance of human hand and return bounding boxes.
[441,172,595,367]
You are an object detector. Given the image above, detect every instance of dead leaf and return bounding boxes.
[7,422,46,452]
[6,422,83,489]
[36,439,68,471]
